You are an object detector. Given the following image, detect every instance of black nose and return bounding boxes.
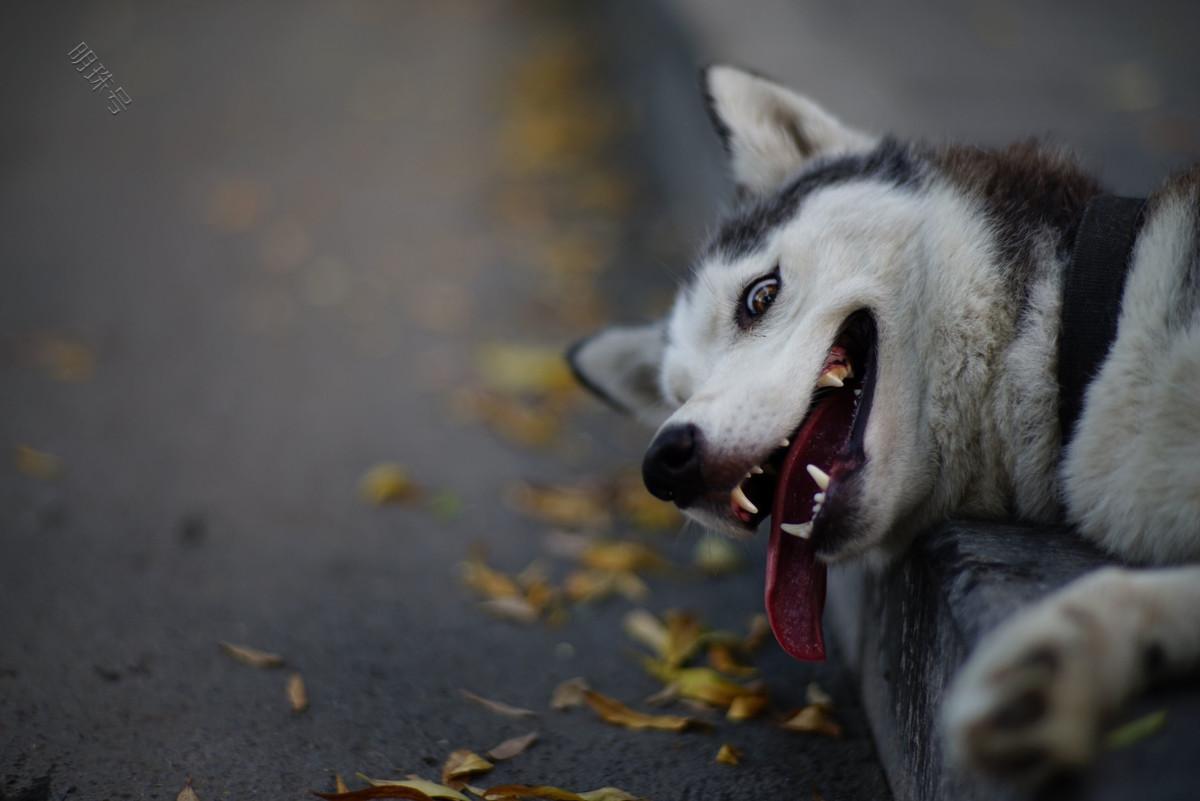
[642,423,705,506]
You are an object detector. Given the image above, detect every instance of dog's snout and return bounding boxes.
[642,423,705,506]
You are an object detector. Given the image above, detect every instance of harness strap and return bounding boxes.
[1058,195,1147,449]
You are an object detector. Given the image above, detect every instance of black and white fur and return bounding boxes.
[569,65,1200,783]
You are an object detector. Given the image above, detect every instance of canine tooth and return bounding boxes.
[806,464,831,490]
[731,484,759,515]
[854,389,862,397]
[816,371,844,389]
[814,492,826,503]
[780,522,813,539]
[750,465,764,475]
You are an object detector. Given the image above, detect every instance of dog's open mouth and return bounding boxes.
[728,309,878,661]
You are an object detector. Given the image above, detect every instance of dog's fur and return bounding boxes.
[568,65,1200,783]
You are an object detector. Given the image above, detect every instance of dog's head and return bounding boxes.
[570,67,943,577]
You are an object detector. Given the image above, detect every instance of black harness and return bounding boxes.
[1057,195,1147,449]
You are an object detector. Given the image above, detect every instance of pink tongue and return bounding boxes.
[766,395,853,661]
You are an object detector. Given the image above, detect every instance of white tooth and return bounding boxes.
[854,388,862,397]
[780,438,790,448]
[731,484,758,515]
[816,371,844,389]
[814,492,826,503]
[806,464,831,490]
[750,466,764,475]
[780,522,812,539]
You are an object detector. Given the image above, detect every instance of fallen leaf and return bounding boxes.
[613,473,681,532]
[726,693,769,722]
[642,682,680,706]
[480,597,540,624]
[442,750,493,786]
[715,744,742,766]
[460,689,537,718]
[177,778,200,801]
[461,555,523,601]
[550,676,590,710]
[1104,709,1166,750]
[287,672,309,712]
[781,704,843,738]
[806,682,833,709]
[693,533,741,575]
[623,610,669,656]
[742,614,770,652]
[580,541,666,573]
[335,776,351,794]
[219,641,284,669]
[476,343,577,398]
[358,775,468,801]
[486,731,539,761]
[456,390,564,448]
[483,786,639,801]
[562,569,616,604]
[644,663,757,708]
[583,689,700,732]
[508,482,610,529]
[360,463,420,505]
[14,445,61,480]
[313,785,433,800]
[707,644,757,678]
[542,530,592,560]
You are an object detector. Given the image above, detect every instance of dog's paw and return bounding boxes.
[942,595,1111,784]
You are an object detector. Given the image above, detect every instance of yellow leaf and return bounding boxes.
[460,689,537,718]
[455,391,564,448]
[715,744,742,766]
[726,693,769,722]
[580,541,666,573]
[622,610,669,656]
[177,778,200,801]
[442,750,493,785]
[14,445,61,480]
[582,689,700,732]
[693,532,741,575]
[486,731,538,761]
[562,569,617,604]
[359,463,420,505]
[652,665,756,708]
[781,704,843,738]
[613,474,681,532]
[335,775,351,794]
[508,482,610,529]
[287,672,308,712]
[742,614,770,652]
[476,343,577,398]
[219,641,284,669]
[550,677,590,710]
[806,682,834,709]
[480,597,540,624]
[461,555,523,601]
[358,775,468,801]
[483,785,640,801]
[707,644,757,678]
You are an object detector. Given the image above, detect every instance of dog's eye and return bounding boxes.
[741,274,780,324]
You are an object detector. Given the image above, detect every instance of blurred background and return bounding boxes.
[1,2,1197,800]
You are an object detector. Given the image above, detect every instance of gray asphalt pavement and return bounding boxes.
[1,3,888,801]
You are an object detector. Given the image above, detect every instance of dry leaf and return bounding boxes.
[715,744,742,766]
[442,750,493,786]
[623,610,669,657]
[806,682,834,709]
[483,786,639,801]
[693,533,741,575]
[727,693,769,722]
[707,644,757,678]
[480,597,540,624]
[460,689,537,718]
[583,689,699,732]
[613,473,681,532]
[219,641,284,669]
[358,775,468,801]
[456,391,563,448]
[646,664,756,708]
[542,530,592,560]
[335,776,351,794]
[287,672,309,712]
[461,556,523,600]
[781,704,843,738]
[476,343,577,398]
[642,682,680,706]
[508,482,610,529]
[742,614,770,652]
[14,445,61,480]
[580,541,666,573]
[313,789,433,801]
[360,463,420,505]
[550,676,590,710]
[177,778,200,801]
[486,731,538,761]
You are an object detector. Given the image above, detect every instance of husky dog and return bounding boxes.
[567,65,1200,783]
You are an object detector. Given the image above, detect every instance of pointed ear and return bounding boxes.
[702,65,876,195]
[566,322,671,427]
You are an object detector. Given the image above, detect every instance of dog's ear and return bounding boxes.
[702,65,876,195]
[566,322,671,427]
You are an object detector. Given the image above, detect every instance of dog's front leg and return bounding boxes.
[941,564,1200,784]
